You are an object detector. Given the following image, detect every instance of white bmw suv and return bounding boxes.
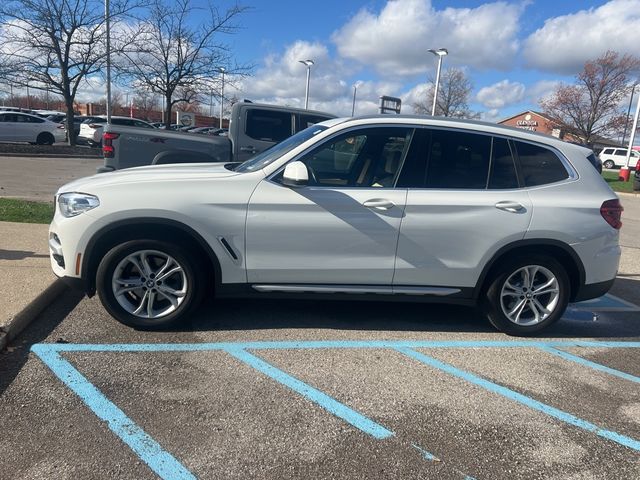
[49,116,622,335]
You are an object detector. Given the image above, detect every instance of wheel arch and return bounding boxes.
[474,239,585,303]
[81,218,222,297]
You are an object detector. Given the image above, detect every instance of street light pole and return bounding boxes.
[624,93,640,169]
[351,83,358,116]
[105,0,112,123]
[428,48,448,116]
[299,59,314,109]
[622,84,636,146]
[218,67,226,128]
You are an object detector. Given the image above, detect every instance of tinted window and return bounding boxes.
[295,127,410,187]
[514,141,568,186]
[245,109,292,142]
[488,137,518,189]
[601,148,613,155]
[425,129,491,189]
[0,113,12,122]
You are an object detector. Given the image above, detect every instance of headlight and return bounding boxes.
[58,192,100,217]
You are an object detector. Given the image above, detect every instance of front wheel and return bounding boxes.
[96,240,205,329]
[483,255,569,336]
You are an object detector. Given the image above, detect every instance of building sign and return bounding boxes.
[515,113,538,131]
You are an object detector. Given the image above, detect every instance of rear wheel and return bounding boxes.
[603,160,615,169]
[483,255,569,336]
[36,132,55,145]
[96,240,205,329]
[634,177,640,191]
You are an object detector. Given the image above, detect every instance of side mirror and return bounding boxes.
[282,161,309,187]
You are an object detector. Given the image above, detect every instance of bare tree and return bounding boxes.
[541,51,640,146]
[413,68,477,118]
[116,0,249,128]
[0,0,140,144]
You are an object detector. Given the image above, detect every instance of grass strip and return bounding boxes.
[0,198,54,224]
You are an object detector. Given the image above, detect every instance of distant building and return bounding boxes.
[498,110,621,153]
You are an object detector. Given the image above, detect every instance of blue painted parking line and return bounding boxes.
[31,344,196,480]
[570,293,640,312]
[538,346,640,384]
[226,347,394,440]
[394,347,640,453]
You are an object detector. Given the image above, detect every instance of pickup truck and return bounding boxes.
[98,101,335,172]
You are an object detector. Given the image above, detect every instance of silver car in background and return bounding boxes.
[49,115,622,335]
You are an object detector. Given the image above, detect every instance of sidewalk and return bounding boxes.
[0,221,66,351]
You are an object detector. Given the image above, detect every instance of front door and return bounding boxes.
[246,126,413,285]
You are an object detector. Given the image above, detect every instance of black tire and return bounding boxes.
[603,160,615,169]
[36,132,55,145]
[96,239,205,329]
[634,177,640,191]
[482,255,569,336]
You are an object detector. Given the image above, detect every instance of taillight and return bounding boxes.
[600,199,623,230]
[103,132,119,158]
[636,158,640,171]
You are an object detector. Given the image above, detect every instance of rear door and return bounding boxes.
[394,128,533,290]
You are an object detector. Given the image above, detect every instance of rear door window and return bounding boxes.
[425,129,492,189]
[513,141,568,187]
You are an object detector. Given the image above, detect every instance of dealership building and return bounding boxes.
[498,110,621,152]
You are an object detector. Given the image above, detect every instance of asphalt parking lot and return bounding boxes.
[1,291,639,479]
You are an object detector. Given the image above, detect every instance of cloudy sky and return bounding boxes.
[207,0,640,122]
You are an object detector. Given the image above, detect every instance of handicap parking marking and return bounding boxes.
[570,293,640,312]
[31,340,640,479]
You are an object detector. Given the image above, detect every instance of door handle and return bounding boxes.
[363,199,395,210]
[495,201,525,213]
[240,146,257,153]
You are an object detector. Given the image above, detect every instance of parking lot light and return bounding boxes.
[218,67,226,129]
[428,48,448,116]
[299,60,314,110]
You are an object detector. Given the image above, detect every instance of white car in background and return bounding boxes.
[599,147,640,169]
[0,111,66,144]
[78,116,156,146]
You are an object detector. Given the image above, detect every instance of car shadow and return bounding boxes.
[171,276,640,339]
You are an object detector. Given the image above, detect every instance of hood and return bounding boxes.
[57,162,241,194]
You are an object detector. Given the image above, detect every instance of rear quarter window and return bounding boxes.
[514,141,569,187]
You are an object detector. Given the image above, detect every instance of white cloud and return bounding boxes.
[331,0,524,77]
[523,0,640,74]
[476,80,525,109]
[227,41,403,116]
[526,80,561,105]
[480,109,501,122]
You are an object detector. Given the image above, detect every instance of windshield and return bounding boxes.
[234,124,328,173]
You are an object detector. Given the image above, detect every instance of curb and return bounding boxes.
[0,279,67,351]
